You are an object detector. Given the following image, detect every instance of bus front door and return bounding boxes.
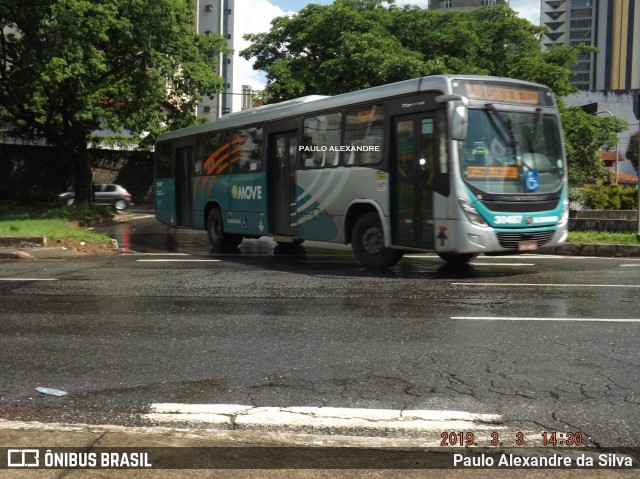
[392,115,435,249]
[176,146,194,227]
[269,132,298,236]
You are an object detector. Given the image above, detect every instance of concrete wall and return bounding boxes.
[570,210,638,233]
[0,144,154,204]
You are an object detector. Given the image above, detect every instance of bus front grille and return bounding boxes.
[496,231,555,249]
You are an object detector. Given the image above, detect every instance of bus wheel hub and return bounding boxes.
[363,226,384,255]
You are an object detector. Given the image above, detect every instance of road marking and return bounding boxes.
[136,259,221,263]
[146,404,504,436]
[469,263,535,266]
[133,253,191,256]
[452,316,640,322]
[452,282,640,288]
[620,264,640,267]
[0,278,57,281]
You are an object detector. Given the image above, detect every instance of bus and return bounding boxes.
[154,75,568,268]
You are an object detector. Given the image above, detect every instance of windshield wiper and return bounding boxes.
[485,104,518,149]
[527,108,544,153]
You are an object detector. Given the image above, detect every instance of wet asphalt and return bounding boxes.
[0,212,639,451]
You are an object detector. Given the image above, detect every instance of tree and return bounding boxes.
[627,131,640,172]
[560,106,627,184]
[0,0,225,204]
[241,0,427,102]
[242,3,582,101]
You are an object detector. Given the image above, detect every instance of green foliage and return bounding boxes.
[620,187,639,210]
[242,3,579,101]
[568,231,640,245]
[0,202,114,242]
[0,0,225,202]
[560,107,627,185]
[627,131,639,171]
[577,180,638,210]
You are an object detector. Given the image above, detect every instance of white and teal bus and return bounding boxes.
[155,75,568,268]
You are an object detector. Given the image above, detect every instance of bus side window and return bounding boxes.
[345,105,384,166]
[230,126,263,174]
[199,131,229,176]
[302,112,341,168]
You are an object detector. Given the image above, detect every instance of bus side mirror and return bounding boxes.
[436,94,468,141]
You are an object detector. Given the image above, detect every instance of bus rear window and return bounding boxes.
[155,143,173,178]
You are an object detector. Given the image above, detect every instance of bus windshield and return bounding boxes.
[458,108,564,195]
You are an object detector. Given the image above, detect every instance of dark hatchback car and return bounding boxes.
[58,183,134,210]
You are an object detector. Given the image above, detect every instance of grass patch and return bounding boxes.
[0,202,114,243]
[568,231,640,245]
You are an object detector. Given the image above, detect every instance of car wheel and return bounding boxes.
[114,200,127,210]
[351,212,403,269]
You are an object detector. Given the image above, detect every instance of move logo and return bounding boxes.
[231,184,262,200]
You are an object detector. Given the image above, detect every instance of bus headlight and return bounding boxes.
[558,198,570,226]
[458,198,488,226]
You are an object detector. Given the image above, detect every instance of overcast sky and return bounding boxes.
[233,0,542,90]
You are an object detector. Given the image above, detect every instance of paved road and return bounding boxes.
[1,216,639,456]
[0,215,640,446]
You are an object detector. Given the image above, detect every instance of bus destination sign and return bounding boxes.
[464,83,540,105]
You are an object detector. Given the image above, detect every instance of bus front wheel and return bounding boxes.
[437,252,478,265]
[351,212,403,269]
[207,209,242,249]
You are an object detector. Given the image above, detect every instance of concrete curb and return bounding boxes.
[0,236,47,247]
[540,243,640,257]
[1,236,639,260]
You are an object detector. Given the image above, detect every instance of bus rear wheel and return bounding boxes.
[351,212,403,269]
[437,252,478,265]
[207,208,243,250]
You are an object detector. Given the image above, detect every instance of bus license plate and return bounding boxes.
[518,240,538,251]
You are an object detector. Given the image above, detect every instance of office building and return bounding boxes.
[541,0,640,91]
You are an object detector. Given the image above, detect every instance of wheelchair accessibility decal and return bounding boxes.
[524,171,540,191]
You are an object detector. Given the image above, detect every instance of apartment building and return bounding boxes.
[194,0,257,120]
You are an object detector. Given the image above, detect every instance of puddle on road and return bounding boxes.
[71,377,226,403]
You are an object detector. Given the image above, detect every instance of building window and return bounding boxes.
[441,0,453,8]
[569,30,591,40]
[572,72,590,82]
[571,8,592,17]
[570,19,592,29]
[570,0,592,7]
[482,0,496,5]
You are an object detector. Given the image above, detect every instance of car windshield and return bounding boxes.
[458,108,564,195]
